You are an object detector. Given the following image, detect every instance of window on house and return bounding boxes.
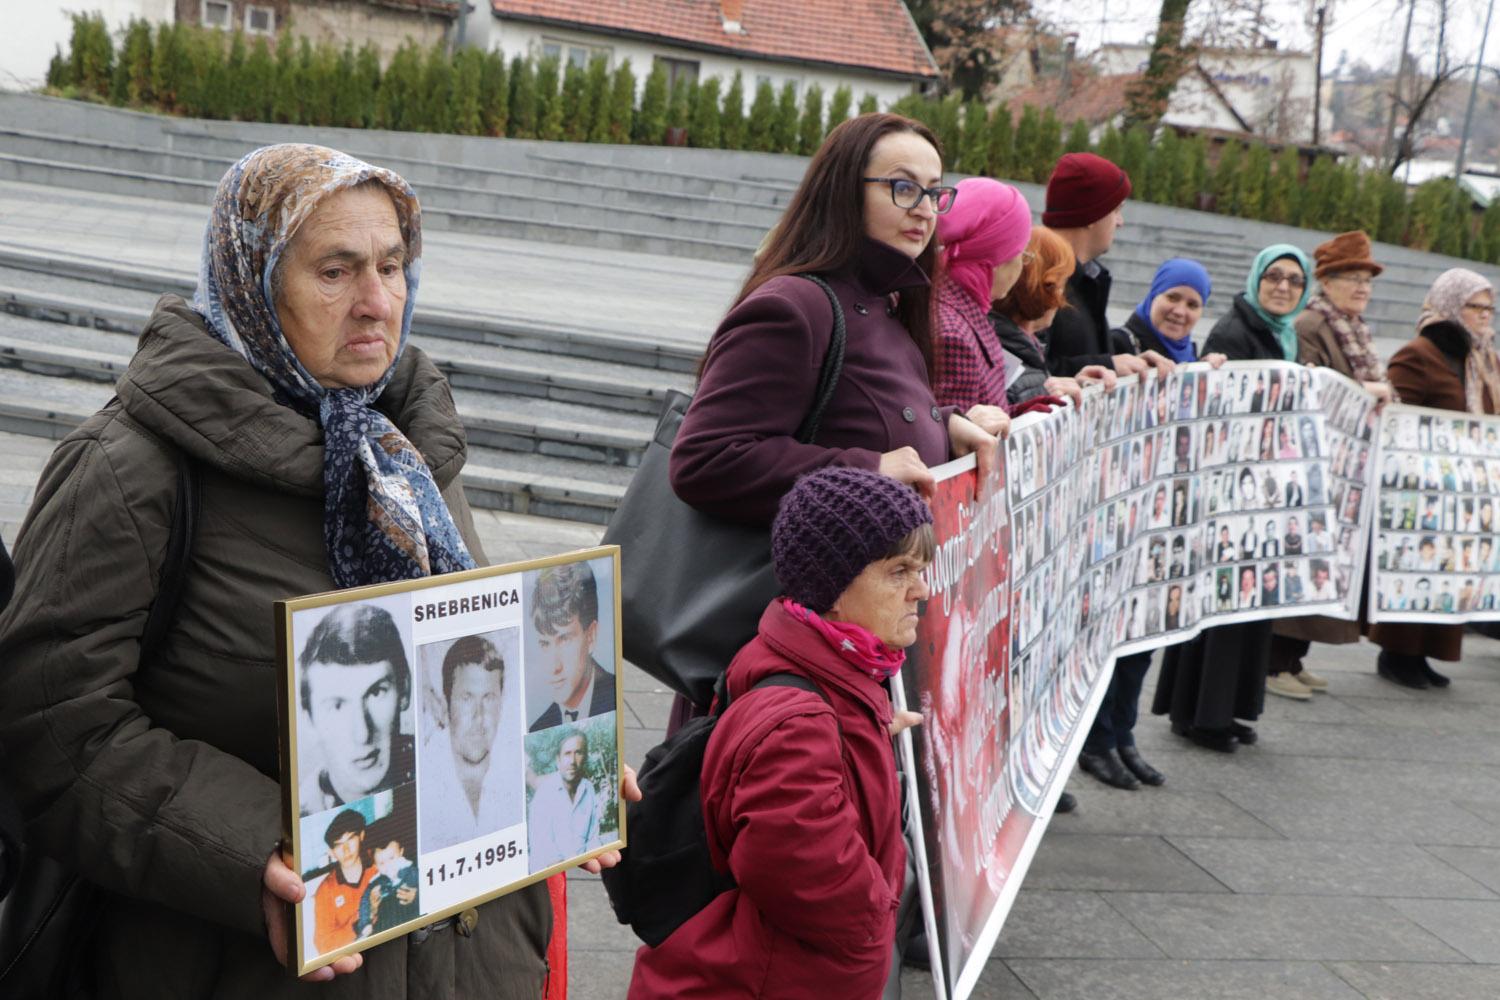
[244,4,275,34]
[540,37,611,69]
[655,56,700,90]
[200,0,232,29]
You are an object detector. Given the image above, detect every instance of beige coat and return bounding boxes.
[0,297,550,998]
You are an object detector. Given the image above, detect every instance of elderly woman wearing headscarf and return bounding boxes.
[1369,267,1500,690]
[1269,231,1395,700]
[932,176,1065,430]
[1151,244,1313,754]
[0,145,558,998]
[1078,258,1227,789]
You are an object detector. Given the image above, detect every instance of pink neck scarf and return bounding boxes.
[781,598,906,681]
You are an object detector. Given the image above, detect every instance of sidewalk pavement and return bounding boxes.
[5,430,1500,998]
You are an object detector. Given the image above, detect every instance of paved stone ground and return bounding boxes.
[6,430,1500,998]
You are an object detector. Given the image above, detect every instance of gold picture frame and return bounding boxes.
[275,545,625,975]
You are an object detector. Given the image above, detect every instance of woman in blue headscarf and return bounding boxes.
[1077,259,1227,792]
[1151,244,1313,754]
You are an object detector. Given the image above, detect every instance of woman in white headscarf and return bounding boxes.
[1369,267,1500,689]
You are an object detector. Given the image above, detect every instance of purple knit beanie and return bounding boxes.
[771,467,933,613]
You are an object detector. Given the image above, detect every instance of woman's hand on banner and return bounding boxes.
[1139,350,1176,377]
[1363,380,1394,409]
[1042,377,1084,407]
[947,415,1000,496]
[879,446,936,501]
[1204,352,1228,369]
[888,710,923,737]
[580,764,644,874]
[1073,366,1118,391]
[964,404,1011,438]
[1111,353,1149,376]
[262,846,365,981]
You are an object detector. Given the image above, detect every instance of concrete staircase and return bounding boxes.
[3,91,1498,523]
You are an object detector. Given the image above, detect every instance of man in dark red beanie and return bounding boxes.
[1041,153,1169,379]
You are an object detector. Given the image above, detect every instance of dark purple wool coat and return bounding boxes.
[670,238,954,526]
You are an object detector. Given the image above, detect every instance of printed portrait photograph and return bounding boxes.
[523,556,618,733]
[299,784,419,960]
[524,712,619,874]
[293,594,417,819]
[416,627,525,854]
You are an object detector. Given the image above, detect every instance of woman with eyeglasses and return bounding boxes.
[1369,268,1500,690]
[1269,231,1393,701]
[1151,244,1313,753]
[930,177,1064,428]
[672,113,997,526]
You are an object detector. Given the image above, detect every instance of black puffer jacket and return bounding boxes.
[1203,293,1295,362]
[988,308,1052,405]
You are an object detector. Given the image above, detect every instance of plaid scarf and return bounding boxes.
[1305,293,1387,383]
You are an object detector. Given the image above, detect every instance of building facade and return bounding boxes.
[176,0,458,60]
[465,0,937,112]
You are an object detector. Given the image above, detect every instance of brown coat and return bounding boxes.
[1274,307,1369,644]
[0,298,551,999]
[1367,321,1494,660]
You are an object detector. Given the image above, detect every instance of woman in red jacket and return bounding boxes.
[629,467,932,998]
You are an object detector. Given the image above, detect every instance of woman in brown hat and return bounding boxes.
[1266,231,1394,701]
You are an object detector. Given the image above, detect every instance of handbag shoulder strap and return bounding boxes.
[793,274,847,445]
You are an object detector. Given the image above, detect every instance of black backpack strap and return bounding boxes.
[140,450,200,664]
[793,274,847,445]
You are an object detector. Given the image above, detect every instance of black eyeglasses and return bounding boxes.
[1259,270,1306,289]
[864,177,958,214]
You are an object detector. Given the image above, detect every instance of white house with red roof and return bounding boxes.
[463,0,938,109]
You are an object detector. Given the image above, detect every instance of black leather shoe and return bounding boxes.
[1377,650,1429,689]
[1419,658,1452,688]
[1118,746,1165,785]
[1228,722,1258,745]
[1173,723,1237,752]
[1054,791,1077,813]
[1079,750,1140,790]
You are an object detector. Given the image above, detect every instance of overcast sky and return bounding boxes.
[1033,0,1500,75]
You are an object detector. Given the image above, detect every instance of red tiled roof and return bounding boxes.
[490,0,938,79]
[1005,72,1135,126]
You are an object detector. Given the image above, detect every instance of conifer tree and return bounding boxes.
[452,47,484,136]
[986,104,1014,179]
[747,78,776,151]
[1237,142,1270,220]
[1121,125,1150,196]
[1211,140,1244,215]
[1264,146,1301,224]
[825,84,853,134]
[510,54,540,138]
[270,29,300,123]
[328,42,358,127]
[69,13,114,100]
[690,76,723,148]
[1144,127,1180,204]
[1477,199,1500,264]
[797,83,824,154]
[558,58,588,140]
[773,81,799,153]
[478,49,508,136]
[603,58,635,143]
[580,54,610,142]
[299,38,333,126]
[1012,105,1042,180]
[720,71,746,149]
[220,30,248,118]
[1351,168,1384,236]
[665,74,692,137]
[858,93,878,115]
[46,46,70,90]
[958,99,988,175]
[934,93,962,163]
[1176,133,1208,209]
[634,61,668,144]
[112,18,154,106]
[355,42,381,127]
[238,34,274,121]
[1063,118,1091,155]
[1038,108,1063,174]
[1095,124,1124,167]
[536,55,564,141]
[1332,161,1363,232]
[1376,173,1409,245]
[1301,156,1339,230]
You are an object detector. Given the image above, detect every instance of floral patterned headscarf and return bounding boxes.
[193,144,475,588]
[1418,267,1500,416]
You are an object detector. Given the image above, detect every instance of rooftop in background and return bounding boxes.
[487,0,938,80]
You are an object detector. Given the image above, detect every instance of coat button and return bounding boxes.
[854,302,869,315]
[887,304,897,317]
[931,405,942,421]
[902,406,916,422]
[457,907,480,937]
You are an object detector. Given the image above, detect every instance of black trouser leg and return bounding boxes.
[1084,652,1152,753]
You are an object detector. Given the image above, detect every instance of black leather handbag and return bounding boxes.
[601,275,846,708]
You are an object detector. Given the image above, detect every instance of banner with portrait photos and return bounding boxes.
[899,361,1379,1000]
[1370,404,1500,621]
[275,547,623,975]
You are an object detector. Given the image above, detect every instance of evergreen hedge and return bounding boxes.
[44,13,1500,265]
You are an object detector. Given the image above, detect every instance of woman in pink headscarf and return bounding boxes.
[933,177,1063,434]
